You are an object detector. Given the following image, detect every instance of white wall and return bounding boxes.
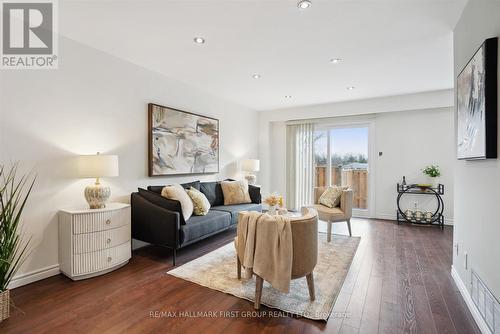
[259,92,455,222]
[453,0,500,302]
[0,37,259,286]
[375,108,454,222]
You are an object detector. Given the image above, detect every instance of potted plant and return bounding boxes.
[0,164,34,322]
[422,165,441,188]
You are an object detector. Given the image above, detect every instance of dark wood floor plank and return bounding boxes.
[0,220,481,334]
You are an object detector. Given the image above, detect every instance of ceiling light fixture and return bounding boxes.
[330,58,342,64]
[285,95,293,99]
[346,86,356,90]
[193,37,205,44]
[297,0,311,9]
[252,74,261,79]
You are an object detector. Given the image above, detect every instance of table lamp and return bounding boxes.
[78,152,119,209]
[242,159,260,185]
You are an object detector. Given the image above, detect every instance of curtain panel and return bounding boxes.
[285,123,315,210]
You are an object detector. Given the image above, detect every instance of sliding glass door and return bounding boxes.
[314,125,370,213]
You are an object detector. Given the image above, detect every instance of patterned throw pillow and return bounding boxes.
[318,186,346,208]
[186,186,211,216]
[220,180,252,205]
[161,184,194,221]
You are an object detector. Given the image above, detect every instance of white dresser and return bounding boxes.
[58,203,131,280]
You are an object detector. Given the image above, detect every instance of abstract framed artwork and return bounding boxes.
[148,103,219,176]
[457,37,498,160]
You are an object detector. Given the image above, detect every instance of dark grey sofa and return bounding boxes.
[131,180,261,265]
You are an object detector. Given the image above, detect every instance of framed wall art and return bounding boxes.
[457,37,498,160]
[148,103,219,176]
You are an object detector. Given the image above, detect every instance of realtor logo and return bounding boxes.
[1,0,58,69]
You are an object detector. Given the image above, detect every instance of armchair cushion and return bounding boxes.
[313,204,347,222]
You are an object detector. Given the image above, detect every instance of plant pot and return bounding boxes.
[0,290,10,322]
[268,205,277,215]
[426,176,439,188]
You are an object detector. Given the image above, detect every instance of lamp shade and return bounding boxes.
[241,159,260,172]
[78,153,119,178]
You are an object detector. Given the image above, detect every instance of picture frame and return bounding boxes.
[456,37,498,160]
[148,103,220,176]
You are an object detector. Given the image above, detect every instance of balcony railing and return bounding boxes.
[315,165,368,209]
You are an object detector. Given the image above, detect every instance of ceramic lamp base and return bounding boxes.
[244,173,257,185]
[84,183,111,209]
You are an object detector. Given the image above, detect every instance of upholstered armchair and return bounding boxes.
[236,207,318,310]
[312,186,353,242]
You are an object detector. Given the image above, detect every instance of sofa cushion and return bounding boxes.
[180,210,231,245]
[148,180,201,194]
[211,203,262,225]
[200,181,224,206]
[138,188,186,225]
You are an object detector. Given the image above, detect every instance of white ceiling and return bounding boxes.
[61,0,466,111]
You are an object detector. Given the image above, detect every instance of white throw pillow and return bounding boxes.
[161,184,194,221]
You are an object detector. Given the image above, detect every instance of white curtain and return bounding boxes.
[286,123,315,210]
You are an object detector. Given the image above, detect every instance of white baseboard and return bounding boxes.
[375,213,453,225]
[451,265,491,334]
[8,264,60,289]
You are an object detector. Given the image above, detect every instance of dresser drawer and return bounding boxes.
[73,224,130,254]
[73,242,131,276]
[72,206,130,234]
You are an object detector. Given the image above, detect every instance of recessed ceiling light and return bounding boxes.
[346,86,356,90]
[285,95,292,99]
[330,58,342,64]
[252,74,261,79]
[297,0,311,9]
[193,37,205,44]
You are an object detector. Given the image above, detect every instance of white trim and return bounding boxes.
[8,264,60,289]
[451,265,492,334]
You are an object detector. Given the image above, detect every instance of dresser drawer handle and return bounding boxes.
[106,238,111,244]
[106,219,111,225]
[107,257,112,262]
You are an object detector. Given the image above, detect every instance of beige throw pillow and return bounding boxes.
[161,184,193,221]
[186,186,211,216]
[319,186,347,208]
[220,180,252,205]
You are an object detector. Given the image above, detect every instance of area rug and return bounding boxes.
[167,233,360,321]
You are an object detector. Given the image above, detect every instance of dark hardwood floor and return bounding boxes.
[0,219,480,334]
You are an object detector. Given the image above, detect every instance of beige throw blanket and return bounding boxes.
[236,212,293,293]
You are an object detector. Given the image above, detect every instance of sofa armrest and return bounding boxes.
[131,192,180,249]
[249,185,262,204]
[340,189,353,219]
